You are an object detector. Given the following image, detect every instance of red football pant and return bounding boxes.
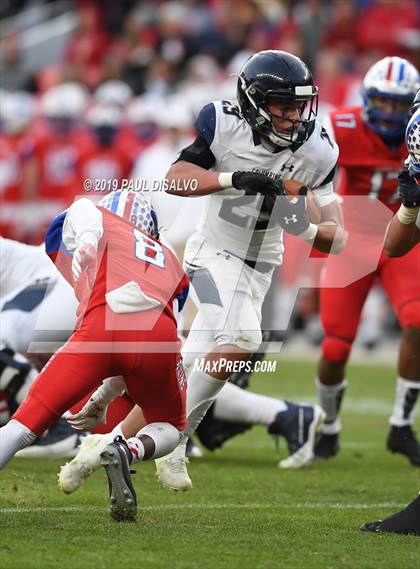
[13,305,187,436]
[321,244,420,364]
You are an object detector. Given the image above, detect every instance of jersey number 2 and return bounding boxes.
[134,229,165,268]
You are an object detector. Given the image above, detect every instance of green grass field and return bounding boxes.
[1,359,419,569]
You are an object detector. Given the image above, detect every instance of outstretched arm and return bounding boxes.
[384,208,420,257]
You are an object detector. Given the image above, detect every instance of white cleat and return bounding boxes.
[279,405,326,470]
[58,433,113,494]
[155,442,192,491]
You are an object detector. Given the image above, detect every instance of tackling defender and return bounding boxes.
[314,57,420,465]
[0,190,189,522]
[362,100,420,536]
[155,50,347,490]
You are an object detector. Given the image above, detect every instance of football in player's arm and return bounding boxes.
[166,135,346,255]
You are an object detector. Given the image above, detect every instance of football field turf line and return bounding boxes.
[0,501,407,514]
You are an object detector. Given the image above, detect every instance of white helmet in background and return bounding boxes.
[86,104,123,128]
[126,96,161,141]
[41,82,89,119]
[158,96,192,130]
[361,56,419,139]
[0,91,36,134]
[86,104,122,146]
[126,96,162,125]
[94,80,133,109]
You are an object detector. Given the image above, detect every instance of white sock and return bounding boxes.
[137,422,182,459]
[213,382,287,426]
[127,423,182,462]
[111,422,124,438]
[315,377,347,434]
[320,418,341,435]
[0,420,37,469]
[125,437,145,464]
[184,370,226,437]
[390,376,420,427]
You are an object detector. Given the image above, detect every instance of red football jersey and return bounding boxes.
[46,206,189,325]
[32,129,89,201]
[0,133,34,201]
[72,138,132,201]
[329,106,406,208]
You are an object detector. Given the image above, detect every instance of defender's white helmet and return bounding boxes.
[406,108,420,178]
[98,190,159,239]
[361,56,419,138]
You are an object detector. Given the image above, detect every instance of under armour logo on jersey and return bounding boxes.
[281,163,295,173]
[283,214,298,224]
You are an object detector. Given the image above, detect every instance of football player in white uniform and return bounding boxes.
[155,50,347,489]
[0,237,83,454]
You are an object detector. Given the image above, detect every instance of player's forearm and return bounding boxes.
[63,198,104,251]
[312,222,347,254]
[165,161,226,196]
[384,211,420,257]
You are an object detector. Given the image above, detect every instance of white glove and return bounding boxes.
[67,395,108,431]
[72,242,98,288]
[67,377,126,431]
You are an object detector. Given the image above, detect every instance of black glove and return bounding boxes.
[398,167,420,207]
[232,171,284,197]
[274,189,311,236]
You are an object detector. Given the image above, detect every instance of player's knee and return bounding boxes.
[216,330,261,353]
[322,336,352,364]
[399,300,420,329]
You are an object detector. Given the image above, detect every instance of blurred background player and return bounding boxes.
[0,91,37,240]
[362,100,420,536]
[314,57,420,465]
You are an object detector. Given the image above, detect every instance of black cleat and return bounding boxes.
[100,436,137,522]
[314,432,340,459]
[268,403,326,469]
[387,426,420,466]
[360,495,420,536]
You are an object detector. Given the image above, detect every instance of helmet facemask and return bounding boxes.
[362,92,413,140]
[239,75,318,148]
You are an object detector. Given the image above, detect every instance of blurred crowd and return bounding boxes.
[0,0,418,343]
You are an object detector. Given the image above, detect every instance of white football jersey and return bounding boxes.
[194,100,339,264]
[0,238,57,299]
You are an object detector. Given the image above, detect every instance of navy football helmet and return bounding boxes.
[237,50,318,148]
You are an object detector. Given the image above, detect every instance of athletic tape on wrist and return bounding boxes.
[299,223,318,241]
[396,204,420,224]
[218,172,234,189]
